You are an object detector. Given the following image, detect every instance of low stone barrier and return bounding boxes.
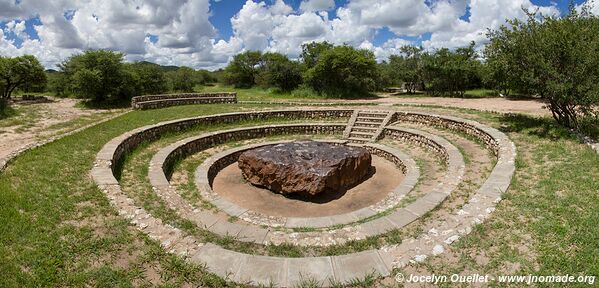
[192,138,419,229]
[107,109,352,176]
[143,123,462,245]
[131,92,237,109]
[91,109,515,287]
[391,112,500,154]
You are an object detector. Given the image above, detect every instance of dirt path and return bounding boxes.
[252,94,549,116]
[0,97,125,161]
[373,94,548,115]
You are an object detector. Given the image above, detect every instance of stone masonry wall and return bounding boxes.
[391,112,499,155]
[131,93,237,109]
[164,124,345,182]
[111,110,352,176]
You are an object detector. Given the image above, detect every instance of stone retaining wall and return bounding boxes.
[195,139,417,229]
[91,109,516,287]
[391,112,499,154]
[110,109,352,176]
[383,127,450,163]
[131,93,237,109]
[166,124,344,180]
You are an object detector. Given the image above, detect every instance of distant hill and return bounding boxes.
[135,61,179,72]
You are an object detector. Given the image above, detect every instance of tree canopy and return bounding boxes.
[60,50,130,102]
[303,45,378,98]
[0,55,47,103]
[485,7,599,128]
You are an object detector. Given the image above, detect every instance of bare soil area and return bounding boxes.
[211,155,403,217]
[0,98,124,160]
[375,94,548,115]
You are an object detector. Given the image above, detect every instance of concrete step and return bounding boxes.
[352,126,378,131]
[349,131,374,138]
[355,116,385,122]
[357,112,388,117]
[347,137,368,143]
[353,121,381,127]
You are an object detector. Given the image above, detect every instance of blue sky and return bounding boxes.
[207,0,581,43]
[0,0,594,69]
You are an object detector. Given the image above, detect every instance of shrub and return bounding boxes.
[60,50,129,102]
[0,55,47,102]
[256,53,302,92]
[485,7,599,128]
[303,45,378,98]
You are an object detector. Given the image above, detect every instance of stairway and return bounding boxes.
[344,110,393,143]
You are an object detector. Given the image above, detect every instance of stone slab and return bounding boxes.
[286,256,335,287]
[386,208,419,228]
[358,217,395,235]
[235,255,287,286]
[190,243,247,280]
[332,250,390,283]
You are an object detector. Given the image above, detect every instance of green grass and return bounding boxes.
[0,105,43,129]
[0,103,280,287]
[1,103,597,287]
[0,105,18,122]
[463,88,498,98]
[196,84,381,101]
[196,84,325,101]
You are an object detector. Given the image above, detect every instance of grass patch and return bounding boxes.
[1,103,597,286]
[0,105,18,121]
[196,84,382,101]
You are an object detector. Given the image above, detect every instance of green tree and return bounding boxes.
[60,50,129,102]
[422,42,481,97]
[256,52,302,92]
[486,6,599,128]
[128,62,168,95]
[375,60,394,91]
[223,51,263,88]
[300,41,334,69]
[389,45,424,94]
[0,55,47,106]
[303,45,378,97]
[166,67,196,92]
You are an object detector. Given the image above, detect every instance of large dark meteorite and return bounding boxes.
[237,141,372,196]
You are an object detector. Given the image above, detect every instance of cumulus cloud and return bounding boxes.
[422,0,560,49]
[0,0,572,69]
[300,0,335,12]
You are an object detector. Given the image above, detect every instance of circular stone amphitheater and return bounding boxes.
[90,108,515,286]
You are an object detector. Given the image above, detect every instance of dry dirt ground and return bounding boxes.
[212,155,402,217]
[0,95,547,164]
[0,97,124,161]
[307,94,549,116]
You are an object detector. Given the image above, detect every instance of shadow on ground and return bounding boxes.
[498,113,574,140]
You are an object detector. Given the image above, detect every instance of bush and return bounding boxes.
[128,62,168,95]
[223,51,262,88]
[166,67,196,92]
[303,45,378,98]
[0,55,47,101]
[485,7,599,128]
[256,53,302,92]
[421,43,482,97]
[60,50,130,102]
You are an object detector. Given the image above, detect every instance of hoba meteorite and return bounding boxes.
[237,141,372,196]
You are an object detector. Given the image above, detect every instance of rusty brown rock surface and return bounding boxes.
[237,141,372,196]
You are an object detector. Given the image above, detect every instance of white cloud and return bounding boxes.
[577,0,599,15]
[300,0,335,12]
[0,0,569,70]
[422,0,560,50]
